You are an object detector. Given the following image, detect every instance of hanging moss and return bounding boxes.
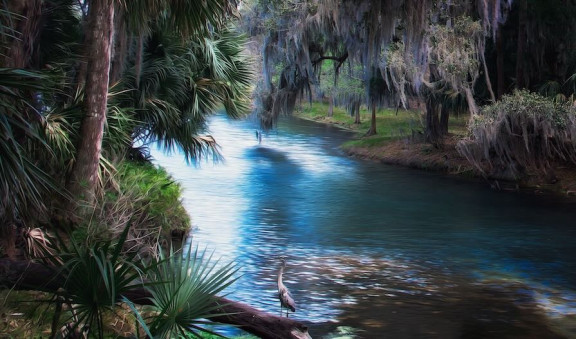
[457,90,576,179]
[242,0,514,127]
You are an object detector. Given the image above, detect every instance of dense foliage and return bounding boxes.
[458,90,576,179]
[1,1,252,336]
[241,0,576,147]
[0,0,253,249]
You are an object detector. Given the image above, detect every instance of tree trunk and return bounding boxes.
[3,0,42,69]
[440,104,449,135]
[425,64,442,146]
[66,0,115,206]
[425,97,441,146]
[481,51,496,102]
[109,6,128,85]
[353,101,361,124]
[515,0,527,89]
[0,258,311,339]
[0,225,18,260]
[365,103,377,136]
[496,26,505,99]
[134,33,144,89]
[327,95,334,117]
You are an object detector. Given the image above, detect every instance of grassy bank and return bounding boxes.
[295,101,473,172]
[295,101,469,139]
[295,102,576,196]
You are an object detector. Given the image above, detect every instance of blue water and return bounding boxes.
[152,114,576,338]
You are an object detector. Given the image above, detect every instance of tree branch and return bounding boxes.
[0,259,311,339]
[312,52,349,71]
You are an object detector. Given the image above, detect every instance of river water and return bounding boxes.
[151,114,576,338]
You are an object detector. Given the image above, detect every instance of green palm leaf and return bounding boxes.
[51,222,147,338]
[144,245,239,338]
[0,68,59,224]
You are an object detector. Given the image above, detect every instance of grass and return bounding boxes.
[115,161,190,233]
[294,101,469,148]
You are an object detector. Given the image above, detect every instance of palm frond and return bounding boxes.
[0,68,59,224]
[113,23,252,164]
[144,245,239,339]
[51,223,147,338]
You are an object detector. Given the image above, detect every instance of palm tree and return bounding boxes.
[0,0,251,251]
[115,24,253,162]
[68,0,242,207]
[66,0,115,205]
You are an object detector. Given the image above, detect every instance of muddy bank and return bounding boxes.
[341,133,576,198]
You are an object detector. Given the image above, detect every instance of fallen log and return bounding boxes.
[0,259,311,339]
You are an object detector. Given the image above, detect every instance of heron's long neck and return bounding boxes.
[277,264,285,285]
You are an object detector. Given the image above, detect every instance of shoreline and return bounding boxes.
[299,115,576,200]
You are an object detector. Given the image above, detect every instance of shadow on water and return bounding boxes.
[245,145,293,163]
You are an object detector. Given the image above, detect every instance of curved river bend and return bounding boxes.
[152,115,576,338]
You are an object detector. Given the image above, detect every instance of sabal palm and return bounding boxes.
[142,245,239,338]
[116,24,253,162]
[69,0,244,201]
[0,0,250,225]
[0,69,55,226]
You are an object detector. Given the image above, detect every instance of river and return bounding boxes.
[151,114,576,338]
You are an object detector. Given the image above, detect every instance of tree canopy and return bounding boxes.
[0,0,253,250]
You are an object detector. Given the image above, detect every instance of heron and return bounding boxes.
[255,130,262,144]
[277,258,296,317]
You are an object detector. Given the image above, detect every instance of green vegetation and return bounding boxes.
[62,160,190,256]
[1,287,256,339]
[296,102,421,137]
[0,1,258,337]
[2,225,239,339]
[295,101,469,148]
[458,90,576,179]
[115,162,190,234]
[47,225,146,338]
[141,246,238,338]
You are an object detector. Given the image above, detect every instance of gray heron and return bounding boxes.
[277,258,296,317]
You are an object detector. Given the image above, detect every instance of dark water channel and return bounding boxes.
[151,114,576,338]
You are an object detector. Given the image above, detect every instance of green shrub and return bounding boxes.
[71,161,190,254]
[116,161,190,234]
[457,90,576,179]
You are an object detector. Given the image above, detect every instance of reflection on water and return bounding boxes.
[152,114,576,338]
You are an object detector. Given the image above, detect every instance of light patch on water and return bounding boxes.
[535,289,576,318]
[475,272,576,337]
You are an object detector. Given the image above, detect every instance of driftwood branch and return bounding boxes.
[0,259,311,339]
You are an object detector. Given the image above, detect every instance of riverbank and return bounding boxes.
[294,103,576,198]
[344,135,576,196]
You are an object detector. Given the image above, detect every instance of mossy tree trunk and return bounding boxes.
[440,103,449,135]
[496,27,505,99]
[515,0,527,89]
[365,103,377,136]
[425,64,443,146]
[328,95,334,117]
[425,97,442,146]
